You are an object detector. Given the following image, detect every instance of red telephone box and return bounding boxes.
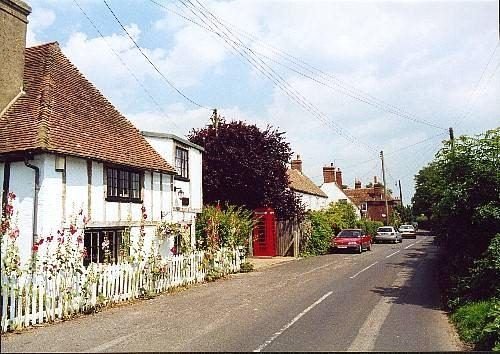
[252,207,276,257]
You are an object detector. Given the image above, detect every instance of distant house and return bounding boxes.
[0,2,192,263]
[287,155,328,211]
[320,163,361,218]
[343,177,400,223]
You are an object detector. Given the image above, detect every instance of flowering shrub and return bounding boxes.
[1,192,21,276]
[195,204,253,253]
[157,221,192,255]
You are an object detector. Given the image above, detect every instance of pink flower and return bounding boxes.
[9,228,19,240]
[78,209,83,216]
[77,235,83,244]
[47,235,54,242]
[32,244,39,252]
[38,238,44,245]
[8,192,16,200]
[143,213,148,220]
[69,224,77,235]
[170,246,177,255]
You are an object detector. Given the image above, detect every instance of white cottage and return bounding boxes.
[0,36,192,263]
[287,156,328,211]
[320,163,361,218]
[141,131,204,239]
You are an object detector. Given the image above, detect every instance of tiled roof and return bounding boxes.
[287,169,328,198]
[344,187,394,206]
[0,42,176,173]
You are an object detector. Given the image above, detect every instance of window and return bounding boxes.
[175,147,189,180]
[361,202,368,211]
[83,229,129,266]
[106,167,141,202]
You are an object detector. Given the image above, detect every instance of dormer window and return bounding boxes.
[175,146,189,180]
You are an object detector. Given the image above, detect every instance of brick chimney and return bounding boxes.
[323,163,336,183]
[355,179,361,189]
[291,154,302,173]
[335,168,343,187]
[0,0,32,113]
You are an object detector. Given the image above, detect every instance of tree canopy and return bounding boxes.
[412,128,499,308]
[188,120,304,218]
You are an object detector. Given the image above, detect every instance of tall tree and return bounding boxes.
[188,120,304,218]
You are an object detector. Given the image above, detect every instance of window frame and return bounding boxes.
[83,228,129,266]
[105,166,143,203]
[174,146,189,181]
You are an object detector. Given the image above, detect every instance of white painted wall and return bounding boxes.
[143,134,203,250]
[321,182,361,218]
[296,191,328,211]
[3,153,181,263]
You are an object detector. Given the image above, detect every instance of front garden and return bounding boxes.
[0,194,252,333]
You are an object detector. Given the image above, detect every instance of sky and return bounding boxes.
[25,0,500,205]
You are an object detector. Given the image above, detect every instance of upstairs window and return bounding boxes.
[175,147,189,180]
[106,167,141,202]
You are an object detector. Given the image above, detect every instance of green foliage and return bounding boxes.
[188,120,305,219]
[301,210,332,256]
[324,201,358,235]
[301,202,360,256]
[356,219,384,237]
[451,299,500,351]
[196,204,254,253]
[239,261,254,273]
[412,129,500,351]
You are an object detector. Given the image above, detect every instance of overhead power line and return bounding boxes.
[72,0,182,133]
[149,0,447,131]
[102,0,209,110]
[176,0,378,154]
[454,41,500,129]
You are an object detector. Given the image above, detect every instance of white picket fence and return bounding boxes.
[0,248,243,332]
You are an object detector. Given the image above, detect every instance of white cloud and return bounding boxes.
[26,7,56,45]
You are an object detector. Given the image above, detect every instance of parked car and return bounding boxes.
[374,226,402,244]
[332,229,372,253]
[399,224,416,239]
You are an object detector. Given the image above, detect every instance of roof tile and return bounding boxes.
[0,42,176,173]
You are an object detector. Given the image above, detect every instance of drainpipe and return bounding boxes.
[24,157,40,246]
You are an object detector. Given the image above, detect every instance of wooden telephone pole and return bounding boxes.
[380,150,390,225]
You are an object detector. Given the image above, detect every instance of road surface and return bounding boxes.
[2,235,463,352]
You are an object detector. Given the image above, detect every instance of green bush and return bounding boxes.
[239,261,254,273]
[196,204,254,252]
[451,298,499,351]
[356,219,384,237]
[301,211,332,256]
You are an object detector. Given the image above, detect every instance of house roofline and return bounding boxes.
[141,131,205,152]
[0,149,177,174]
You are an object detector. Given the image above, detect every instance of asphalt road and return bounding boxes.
[2,235,464,352]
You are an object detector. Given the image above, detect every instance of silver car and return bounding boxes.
[374,226,402,243]
[399,224,416,239]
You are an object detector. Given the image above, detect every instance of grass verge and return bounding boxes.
[451,298,500,351]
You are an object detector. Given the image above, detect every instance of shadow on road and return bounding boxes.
[369,240,443,311]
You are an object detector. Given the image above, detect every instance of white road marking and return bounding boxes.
[348,269,414,351]
[299,262,337,277]
[253,291,333,352]
[85,332,137,352]
[385,250,400,258]
[404,242,416,249]
[349,261,379,279]
[415,239,423,244]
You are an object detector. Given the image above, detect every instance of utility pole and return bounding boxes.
[449,127,454,152]
[211,108,221,136]
[398,179,403,206]
[380,150,390,225]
